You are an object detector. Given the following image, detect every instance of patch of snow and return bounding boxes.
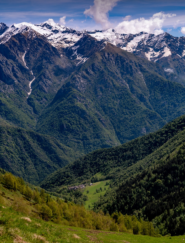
[44,19,58,27]
[182,50,185,57]
[21,50,35,96]
[122,34,148,52]
[162,46,171,58]
[72,45,80,50]
[145,48,160,61]
[164,68,174,73]
[28,76,35,96]
[76,55,89,66]
[22,51,29,69]
[0,21,83,48]
[0,21,179,65]
[0,23,37,44]
[90,29,115,41]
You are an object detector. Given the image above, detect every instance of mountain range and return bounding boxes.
[2,19,185,237]
[1,20,185,183]
[1,20,185,84]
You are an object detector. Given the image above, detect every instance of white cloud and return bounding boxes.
[115,12,176,35]
[181,27,185,35]
[84,0,120,29]
[123,15,131,21]
[46,18,56,26]
[59,16,66,26]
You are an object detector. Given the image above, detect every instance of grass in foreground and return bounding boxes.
[0,172,184,242]
[0,205,185,243]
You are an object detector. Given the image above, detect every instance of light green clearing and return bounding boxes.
[83,180,110,209]
[97,232,185,243]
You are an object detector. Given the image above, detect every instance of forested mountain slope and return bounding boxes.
[37,41,185,154]
[3,27,185,178]
[94,143,185,236]
[40,113,185,190]
[2,29,185,156]
[0,30,74,129]
[40,112,185,236]
[0,125,78,185]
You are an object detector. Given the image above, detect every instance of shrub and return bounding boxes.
[12,196,31,215]
[133,223,140,234]
[3,173,14,190]
[40,204,52,221]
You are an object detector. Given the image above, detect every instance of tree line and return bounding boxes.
[0,171,159,236]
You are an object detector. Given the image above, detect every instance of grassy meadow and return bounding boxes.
[0,205,185,243]
[83,180,110,209]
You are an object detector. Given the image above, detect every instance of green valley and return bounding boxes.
[0,170,163,242]
[40,113,185,190]
[40,112,185,236]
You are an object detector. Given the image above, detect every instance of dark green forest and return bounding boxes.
[0,125,79,184]
[40,112,185,236]
[93,143,185,236]
[41,113,185,189]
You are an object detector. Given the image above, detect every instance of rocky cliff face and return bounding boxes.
[0,29,75,129]
[0,23,8,35]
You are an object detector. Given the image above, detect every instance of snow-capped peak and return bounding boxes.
[44,19,57,27]
[41,19,66,30]
[0,19,83,48]
[1,19,185,66]
[0,23,35,44]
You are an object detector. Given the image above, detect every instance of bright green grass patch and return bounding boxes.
[83,180,110,209]
[97,232,185,243]
[0,205,185,243]
[0,205,91,243]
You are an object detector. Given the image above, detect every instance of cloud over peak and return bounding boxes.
[115,12,176,35]
[181,27,185,35]
[84,0,120,29]
[60,16,66,26]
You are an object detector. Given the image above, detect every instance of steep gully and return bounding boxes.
[22,51,35,97]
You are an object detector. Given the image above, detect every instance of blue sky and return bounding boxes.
[1,0,185,36]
